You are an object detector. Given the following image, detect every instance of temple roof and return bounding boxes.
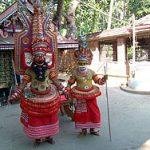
[0,35,78,50]
[0,1,78,49]
[88,14,150,43]
[0,2,33,24]
[135,14,150,26]
[57,34,78,49]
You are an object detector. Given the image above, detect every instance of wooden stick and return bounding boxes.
[104,62,112,141]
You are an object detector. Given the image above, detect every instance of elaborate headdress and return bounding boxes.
[15,0,57,74]
[31,2,50,55]
[75,35,93,65]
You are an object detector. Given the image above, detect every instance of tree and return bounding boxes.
[53,0,64,30]
[127,0,150,19]
[65,0,80,39]
[1,0,150,38]
[0,0,15,13]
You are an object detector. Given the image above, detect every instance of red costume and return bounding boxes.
[66,36,107,135]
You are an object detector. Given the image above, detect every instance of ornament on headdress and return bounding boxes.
[75,35,93,65]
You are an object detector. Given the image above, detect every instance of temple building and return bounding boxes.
[88,14,150,79]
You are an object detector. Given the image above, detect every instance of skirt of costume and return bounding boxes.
[74,98,101,129]
[20,86,60,139]
[71,86,101,129]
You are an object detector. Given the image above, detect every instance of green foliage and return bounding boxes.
[73,0,110,36]
[0,0,149,36]
[0,4,5,14]
[128,0,150,19]
[61,0,150,36]
[0,0,16,14]
[72,0,150,35]
[127,47,133,60]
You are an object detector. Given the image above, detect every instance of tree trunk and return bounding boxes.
[65,0,80,39]
[53,0,64,30]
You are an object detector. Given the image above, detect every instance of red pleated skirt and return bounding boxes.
[74,98,101,129]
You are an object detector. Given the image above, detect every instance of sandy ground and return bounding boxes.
[0,80,150,150]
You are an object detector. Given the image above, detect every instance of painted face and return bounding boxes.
[33,52,45,64]
[78,65,87,72]
[78,55,88,66]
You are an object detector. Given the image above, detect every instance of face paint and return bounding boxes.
[33,52,45,65]
[78,65,87,72]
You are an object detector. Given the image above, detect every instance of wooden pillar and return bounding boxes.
[116,37,127,79]
[117,37,126,63]
[99,43,106,61]
[112,42,117,61]
[125,44,130,81]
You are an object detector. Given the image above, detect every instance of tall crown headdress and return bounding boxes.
[31,1,50,55]
[14,0,58,74]
[75,35,93,65]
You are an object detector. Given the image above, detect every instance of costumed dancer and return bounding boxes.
[9,0,64,144]
[66,36,107,136]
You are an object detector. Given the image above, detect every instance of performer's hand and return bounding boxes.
[64,87,71,99]
[65,87,71,92]
[8,88,22,104]
[103,75,108,81]
[99,75,108,85]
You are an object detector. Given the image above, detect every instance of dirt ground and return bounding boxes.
[0,80,150,150]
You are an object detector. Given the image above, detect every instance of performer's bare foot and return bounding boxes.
[46,137,55,144]
[90,128,100,136]
[80,128,87,136]
[34,139,42,146]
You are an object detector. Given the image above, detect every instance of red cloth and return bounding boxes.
[20,97,60,117]
[74,98,101,129]
[20,111,59,139]
[20,111,58,127]
[20,97,60,139]
[60,94,67,104]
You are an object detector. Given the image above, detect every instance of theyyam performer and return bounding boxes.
[9,0,64,144]
[66,36,107,136]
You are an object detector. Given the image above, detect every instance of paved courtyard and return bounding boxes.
[0,80,150,150]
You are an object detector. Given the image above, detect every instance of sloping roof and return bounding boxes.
[0,35,78,49]
[89,14,150,42]
[57,35,78,49]
[94,27,130,41]
[0,2,33,24]
[0,2,78,49]
[133,14,150,34]
[135,14,150,26]
[0,2,17,24]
